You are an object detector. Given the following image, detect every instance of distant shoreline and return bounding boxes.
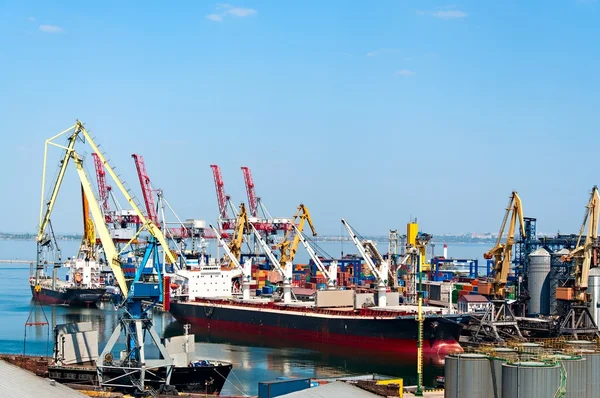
[0,233,495,245]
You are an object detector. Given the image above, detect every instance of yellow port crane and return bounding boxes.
[79,185,97,261]
[484,191,526,299]
[278,204,316,268]
[37,121,176,296]
[227,203,250,265]
[472,191,525,342]
[558,186,600,337]
[39,121,179,391]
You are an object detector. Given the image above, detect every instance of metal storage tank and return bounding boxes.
[491,347,519,362]
[487,355,505,398]
[565,340,596,350]
[550,248,570,315]
[575,350,600,398]
[502,361,561,398]
[528,248,551,315]
[588,267,600,327]
[516,342,544,360]
[444,353,494,398]
[550,354,586,398]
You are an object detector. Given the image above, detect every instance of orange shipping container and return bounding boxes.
[463,285,473,292]
[556,287,574,301]
[478,282,492,295]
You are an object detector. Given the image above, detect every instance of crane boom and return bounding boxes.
[341,218,387,283]
[250,224,291,282]
[79,184,96,260]
[37,126,80,243]
[132,154,159,224]
[484,191,525,299]
[229,203,249,262]
[211,225,247,276]
[92,153,111,221]
[76,123,176,265]
[210,164,229,220]
[563,186,600,302]
[71,151,128,295]
[241,166,258,218]
[278,204,317,268]
[293,225,337,288]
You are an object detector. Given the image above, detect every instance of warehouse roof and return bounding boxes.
[458,294,489,303]
[0,360,87,397]
[279,381,379,398]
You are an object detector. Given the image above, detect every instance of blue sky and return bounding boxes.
[1,1,599,236]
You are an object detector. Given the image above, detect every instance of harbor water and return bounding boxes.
[0,239,487,395]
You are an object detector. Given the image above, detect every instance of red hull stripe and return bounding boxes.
[176,316,462,366]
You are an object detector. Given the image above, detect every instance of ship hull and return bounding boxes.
[31,285,105,307]
[169,300,465,366]
[47,362,232,395]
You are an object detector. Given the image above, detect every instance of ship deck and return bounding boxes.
[183,297,455,320]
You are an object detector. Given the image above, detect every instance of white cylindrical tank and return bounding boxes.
[444,353,494,398]
[528,248,551,315]
[516,342,544,361]
[502,361,561,398]
[588,267,600,327]
[577,350,600,398]
[550,354,586,398]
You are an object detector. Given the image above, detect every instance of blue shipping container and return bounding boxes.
[262,286,274,295]
[258,378,311,398]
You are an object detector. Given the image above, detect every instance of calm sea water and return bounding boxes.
[0,239,488,395]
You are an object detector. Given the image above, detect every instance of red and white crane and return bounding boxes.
[92,153,141,239]
[92,153,112,222]
[131,154,159,225]
[210,165,237,230]
[131,154,192,241]
[240,166,291,232]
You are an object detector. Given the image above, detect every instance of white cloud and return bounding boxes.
[205,13,223,22]
[432,10,468,19]
[366,48,400,57]
[418,6,467,20]
[395,69,415,76]
[206,3,257,22]
[27,17,36,22]
[39,24,63,33]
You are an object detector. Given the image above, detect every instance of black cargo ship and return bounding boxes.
[169,298,467,366]
[30,284,105,307]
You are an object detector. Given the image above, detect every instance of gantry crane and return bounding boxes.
[294,225,337,289]
[251,223,293,303]
[341,218,390,307]
[558,186,600,337]
[278,204,317,269]
[38,121,177,392]
[474,191,525,341]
